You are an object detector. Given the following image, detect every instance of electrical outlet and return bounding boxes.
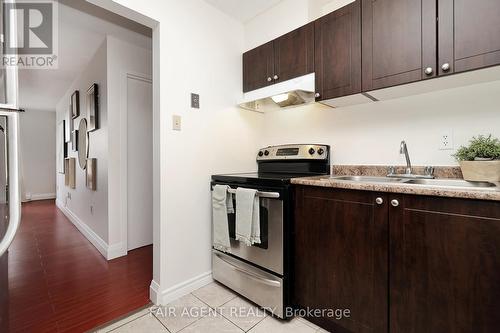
[172,115,181,131]
[439,131,454,150]
[90,205,94,215]
[67,192,71,200]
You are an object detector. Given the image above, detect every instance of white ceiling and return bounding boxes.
[18,0,151,112]
[204,0,283,23]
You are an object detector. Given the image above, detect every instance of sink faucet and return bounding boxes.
[387,140,434,179]
[400,140,412,175]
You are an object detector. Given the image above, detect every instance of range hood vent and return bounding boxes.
[238,73,316,112]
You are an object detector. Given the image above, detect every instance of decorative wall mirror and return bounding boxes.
[71,91,80,119]
[87,83,99,132]
[78,119,89,169]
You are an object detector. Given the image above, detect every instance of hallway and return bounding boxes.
[8,200,152,332]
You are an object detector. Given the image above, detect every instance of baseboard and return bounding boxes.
[150,271,213,305]
[150,280,161,304]
[24,192,56,202]
[55,200,109,260]
[107,243,127,260]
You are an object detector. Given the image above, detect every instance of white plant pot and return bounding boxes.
[459,160,500,182]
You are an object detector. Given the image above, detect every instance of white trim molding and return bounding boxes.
[24,192,56,201]
[55,199,126,260]
[150,271,213,305]
[119,71,153,254]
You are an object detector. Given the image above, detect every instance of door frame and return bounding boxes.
[86,0,162,303]
[0,111,21,256]
[119,72,153,254]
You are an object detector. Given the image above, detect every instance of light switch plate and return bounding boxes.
[172,115,181,131]
[191,93,200,109]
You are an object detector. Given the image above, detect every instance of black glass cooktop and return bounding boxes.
[211,172,322,187]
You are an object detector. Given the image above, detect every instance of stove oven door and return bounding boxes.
[212,185,284,275]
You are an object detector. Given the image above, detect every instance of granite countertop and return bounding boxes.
[291,165,500,201]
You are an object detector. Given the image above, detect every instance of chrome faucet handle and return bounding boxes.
[424,166,435,176]
[387,166,396,175]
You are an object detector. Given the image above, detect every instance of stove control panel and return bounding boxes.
[257,144,329,161]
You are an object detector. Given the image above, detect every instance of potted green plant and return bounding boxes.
[453,134,500,182]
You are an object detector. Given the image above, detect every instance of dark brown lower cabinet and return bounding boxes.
[389,195,500,333]
[293,186,388,333]
[294,186,500,333]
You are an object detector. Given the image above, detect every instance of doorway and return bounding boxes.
[126,74,153,251]
[2,1,156,331]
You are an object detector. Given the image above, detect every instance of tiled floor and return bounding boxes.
[8,200,153,332]
[95,282,330,333]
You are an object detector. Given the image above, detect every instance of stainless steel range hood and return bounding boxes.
[238,73,316,112]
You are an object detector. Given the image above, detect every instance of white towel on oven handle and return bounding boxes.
[235,187,261,246]
[212,185,231,252]
[250,195,261,245]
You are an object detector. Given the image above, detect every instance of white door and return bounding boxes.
[127,76,153,251]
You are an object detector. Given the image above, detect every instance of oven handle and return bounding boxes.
[214,253,281,287]
[225,188,280,199]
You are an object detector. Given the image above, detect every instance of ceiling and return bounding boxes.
[204,0,283,23]
[18,0,152,112]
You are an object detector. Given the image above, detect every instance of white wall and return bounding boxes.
[19,110,56,201]
[95,0,264,303]
[244,0,309,51]
[56,40,109,244]
[262,81,500,166]
[245,0,354,50]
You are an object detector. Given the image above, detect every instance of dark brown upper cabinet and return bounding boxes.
[242,41,274,92]
[314,0,361,101]
[362,0,437,91]
[243,23,314,93]
[274,23,314,83]
[244,0,500,98]
[438,0,500,76]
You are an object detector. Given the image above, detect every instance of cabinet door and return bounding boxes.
[438,0,500,75]
[390,195,500,333]
[362,0,437,91]
[243,42,274,92]
[274,23,314,84]
[314,0,361,101]
[294,186,388,333]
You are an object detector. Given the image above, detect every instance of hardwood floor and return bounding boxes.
[7,200,152,332]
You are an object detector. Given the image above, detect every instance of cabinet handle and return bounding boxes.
[375,197,383,205]
[424,67,433,75]
[273,74,279,80]
[267,77,272,82]
[391,199,399,207]
[315,92,320,98]
[441,63,451,72]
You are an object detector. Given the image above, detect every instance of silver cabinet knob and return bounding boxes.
[273,74,279,80]
[424,67,433,75]
[391,199,399,207]
[441,63,450,72]
[375,197,383,205]
[267,77,272,82]
[314,92,320,98]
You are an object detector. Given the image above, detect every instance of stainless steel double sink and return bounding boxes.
[328,176,499,190]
